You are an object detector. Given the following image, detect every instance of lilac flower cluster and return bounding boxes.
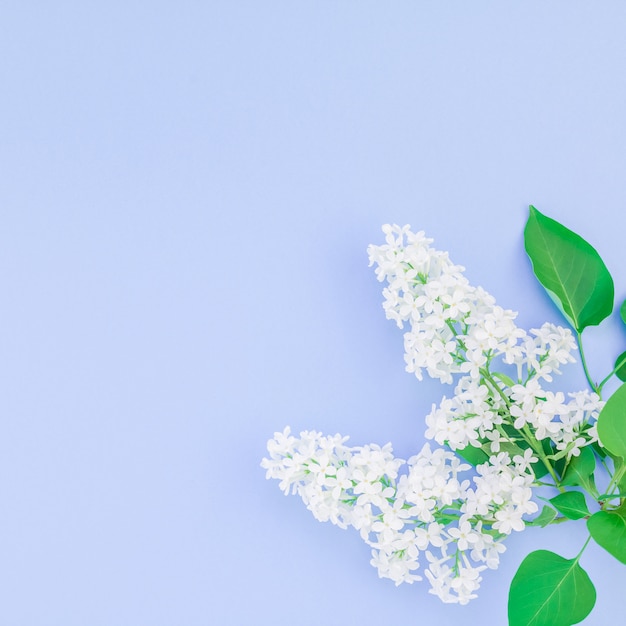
[262,225,603,603]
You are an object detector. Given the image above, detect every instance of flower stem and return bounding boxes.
[601,462,626,508]
[480,368,562,489]
[576,331,599,395]
[575,534,592,564]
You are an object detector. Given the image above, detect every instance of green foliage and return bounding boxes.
[549,492,590,520]
[456,443,489,466]
[560,446,597,496]
[499,441,529,457]
[530,459,549,480]
[591,440,608,458]
[498,422,551,479]
[524,206,614,333]
[597,382,626,458]
[614,456,626,494]
[588,507,626,564]
[457,433,549,479]
[614,350,626,383]
[527,505,557,528]
[508,550,596,626]
[506,210,622,625]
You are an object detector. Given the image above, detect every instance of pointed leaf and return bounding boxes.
[597,382,626,458]
[526,505,557,528]
[549,491,590,520]
[456,443,489,466]
[560,446,596,496]
[508,550,596,626]
[499,441,527,457]
[614,350,626,383]
[621,299,626,325]
[588,507,626,564]
[524,206,614,332]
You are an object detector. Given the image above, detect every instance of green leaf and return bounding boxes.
[527,437,553,480]
[456,443,489,466]
[614,350,626,383]
[549,491,590,520]
[524,206,614,333]
[621,299,626,325]
[508,550,596,626]
[526,505,557,528]
[499,441,527,457]
[616,457,626,494]
[560,446,597,495]
[531,460,549,480]
[588,507,626,564]
[498,422,550,479]
[591,440,608,459]
[597,382,626,458]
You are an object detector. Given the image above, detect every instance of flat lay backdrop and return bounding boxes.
[2,3,626,625]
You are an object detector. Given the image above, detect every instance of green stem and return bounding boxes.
[576,331,599,395]
[598,373,612,394]
[598,369,619,395]
[601,463,626,508]
[520,424,563,490]
[445,319,467,352]
[480,367,562,488]
[598,454,612,476]
[480,368,512,408]
[574,534,592,564]
[598,350,626,394]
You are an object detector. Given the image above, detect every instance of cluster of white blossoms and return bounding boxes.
[263,224,604,604]
[368,224,603,460]
[262,427,536,604]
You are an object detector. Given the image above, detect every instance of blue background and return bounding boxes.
[1,2,626,624]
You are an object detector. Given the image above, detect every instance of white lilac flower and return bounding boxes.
[521,323,577,382]
[262,429,535,603]
[424,376,503,451]
[263,225,605,604]
[367,226,598,456]
[368,225,487,384]
[447,517,481,551]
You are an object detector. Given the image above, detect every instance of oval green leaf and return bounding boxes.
[524,206,614,333]
[587,507,626,564]
[620,299,626,325]
[508,549,596,626]
[560,446,596,496]
[457,443,489,466]
[526,505,557,528]
[614,350,626,383]
[597,382,626,458]
[549,491,590,520]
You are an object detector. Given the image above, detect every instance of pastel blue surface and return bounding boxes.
[2,2,626,624]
